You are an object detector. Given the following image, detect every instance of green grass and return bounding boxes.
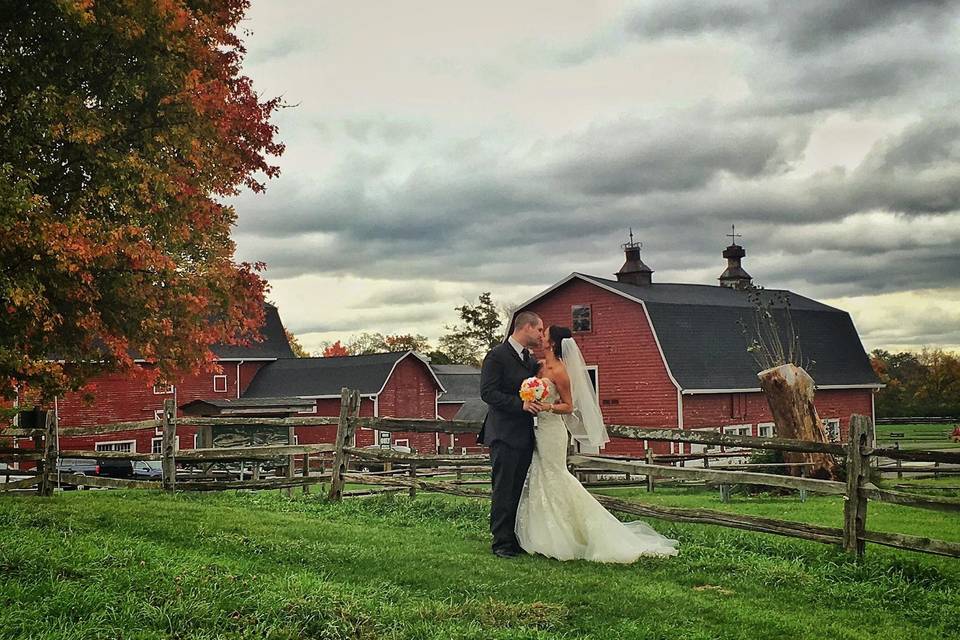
[1,488,958,640]
[876,422,960,450]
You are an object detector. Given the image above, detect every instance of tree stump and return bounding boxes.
[757,363,838,480]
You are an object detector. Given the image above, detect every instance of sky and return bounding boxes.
[227,1,960,356]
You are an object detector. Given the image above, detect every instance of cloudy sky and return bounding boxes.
[228,1,960,355]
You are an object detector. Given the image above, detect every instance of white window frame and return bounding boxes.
[193,433,200,449]
[95,440,137,453]
[153,383,174,395]
[757,422,775,438]
[585,365,599,396]
[298,403,317,414]
[822,418,841,443]
[292,435,300,445]
[151,437,163,454]
[213,375,228,393]
[394,439,410,448]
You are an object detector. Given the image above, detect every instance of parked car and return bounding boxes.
[355,444,413,473]
[132,460,163,480]
[56,457,134,488]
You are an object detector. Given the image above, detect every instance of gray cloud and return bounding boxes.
[233,1,960,350]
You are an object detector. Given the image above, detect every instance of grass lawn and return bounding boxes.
[1,487,958,640]
[875,422,960,451]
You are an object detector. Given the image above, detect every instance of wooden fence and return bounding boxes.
[3,390,959,560]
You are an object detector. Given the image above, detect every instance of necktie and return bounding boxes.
[521,348,531,368]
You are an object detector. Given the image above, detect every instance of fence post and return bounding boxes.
[409,464,417,499]
[284,425,295,498]
[895,441,902,479]
[646,448,655,492]
[302,452,311,495]
[843,414,872,558]
[327,388,360,502]
[161,398,177,492]
[39,410,58,497]
[799,467,808,503]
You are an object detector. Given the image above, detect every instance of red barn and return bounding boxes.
[512,239,881,456]
[240,351,447,453]
[47,304,294,456]
[433,364,482,452]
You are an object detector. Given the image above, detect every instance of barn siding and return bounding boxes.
[522,278,679,455]
[682,388,874,441]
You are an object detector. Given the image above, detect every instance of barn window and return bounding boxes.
[213,375,228,393]
[153,383,174,395]
[822,418,841,442]
[757,423,775,438]
[572,305,592,332]
[586,366,599,395]
[151,437,163,454]
[96,440,136,453]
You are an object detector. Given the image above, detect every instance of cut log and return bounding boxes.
[757,363,839,480]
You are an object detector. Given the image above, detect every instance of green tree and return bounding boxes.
[439,292,504,366]
[0,1,283,399]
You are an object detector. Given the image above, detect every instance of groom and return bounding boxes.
[478,311,544,558]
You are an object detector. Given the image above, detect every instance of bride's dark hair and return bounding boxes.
[548,325,573,359]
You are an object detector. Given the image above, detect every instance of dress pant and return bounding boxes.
[489,440,534,552]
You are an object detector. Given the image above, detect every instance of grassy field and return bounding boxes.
[875,422,960,450]
[1,484,958,640]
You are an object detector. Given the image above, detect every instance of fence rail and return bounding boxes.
[3,391,958,559]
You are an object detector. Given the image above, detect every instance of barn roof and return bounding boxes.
[452,398,488,422]
[179,397,315,416]
[432,364,481,403]
[242,351,445,398]
[211,304,295,360]
[521,273,880,393]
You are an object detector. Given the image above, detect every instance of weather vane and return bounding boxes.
[726,224,742,245]
[623,227,641,250]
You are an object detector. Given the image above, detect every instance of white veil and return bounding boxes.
[561,337,609,449]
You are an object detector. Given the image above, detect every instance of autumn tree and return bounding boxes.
[439,292,504,366]
[284,329,310,358]
[871,348,960,417]
[0,1,283,400]
[322,340,349,358]
[341,332,432,355]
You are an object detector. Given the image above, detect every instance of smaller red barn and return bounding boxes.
[432,364,482,452]
[241,351,447,453]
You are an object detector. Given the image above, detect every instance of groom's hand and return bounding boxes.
[522,401,542,415]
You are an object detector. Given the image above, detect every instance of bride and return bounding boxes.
[515,325,679,562]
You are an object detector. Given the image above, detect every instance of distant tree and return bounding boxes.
[425,349,454,365]
[871,348,960,417]
[439,292,504,366]
[0,1,283,399]
[284,330,310,358]
[383,333,432,353]
[343,332,431,354]
[322,340,350,358]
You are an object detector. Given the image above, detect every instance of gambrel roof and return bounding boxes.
[517,273,880,393]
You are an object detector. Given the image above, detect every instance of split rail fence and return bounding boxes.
[3,390,959,560]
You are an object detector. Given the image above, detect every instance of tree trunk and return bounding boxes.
[757,364,839,480]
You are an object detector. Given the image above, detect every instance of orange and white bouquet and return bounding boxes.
[519,377,549,403]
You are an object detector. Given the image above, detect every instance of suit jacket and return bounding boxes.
[478,341,539,449]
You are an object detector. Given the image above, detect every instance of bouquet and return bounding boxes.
[519,377,549,403]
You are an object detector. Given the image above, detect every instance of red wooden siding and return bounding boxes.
[522,278,679,455]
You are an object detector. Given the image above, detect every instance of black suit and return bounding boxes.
[479,340,539,553]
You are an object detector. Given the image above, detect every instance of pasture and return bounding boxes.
[1,482,958,640]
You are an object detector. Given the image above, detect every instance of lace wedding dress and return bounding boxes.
[515,379,679,562]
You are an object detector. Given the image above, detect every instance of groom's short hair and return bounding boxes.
[513,311,541,331]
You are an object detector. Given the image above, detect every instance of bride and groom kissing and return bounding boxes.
[478,311,679,563]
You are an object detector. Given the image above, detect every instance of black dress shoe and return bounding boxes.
[493,548,519,558]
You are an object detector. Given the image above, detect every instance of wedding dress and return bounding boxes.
[515,348,679,563]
